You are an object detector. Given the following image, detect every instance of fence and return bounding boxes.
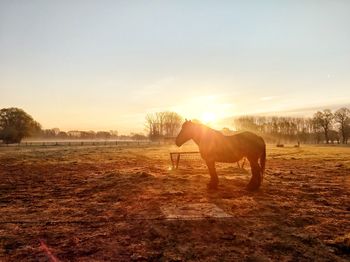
[0,140,159,148]
[170,151,247,170]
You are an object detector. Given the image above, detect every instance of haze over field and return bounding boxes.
[1,1,350,133]
[1,2,350,260]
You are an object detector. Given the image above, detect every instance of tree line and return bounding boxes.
[37,129,147,141]
[233,107,350,144]
[1,107,349,144]
[0,107,148,144]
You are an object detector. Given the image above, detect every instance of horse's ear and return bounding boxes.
[185,118,188,122]
[189,119,192,122]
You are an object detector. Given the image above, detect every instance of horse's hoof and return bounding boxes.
[207,183,218,190]
[246,183,260,191]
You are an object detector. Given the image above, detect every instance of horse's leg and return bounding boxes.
[247,158,262,191]
[206,160,218,189]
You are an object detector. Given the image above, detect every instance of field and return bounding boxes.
[0,143,349,261]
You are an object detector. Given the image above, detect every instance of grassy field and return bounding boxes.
[0,144,349,261]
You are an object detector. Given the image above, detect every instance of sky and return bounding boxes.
[1,1,350,134]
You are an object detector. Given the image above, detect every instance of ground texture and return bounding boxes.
[0,144,349,261]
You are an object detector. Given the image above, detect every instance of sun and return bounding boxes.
[200,112,217,124]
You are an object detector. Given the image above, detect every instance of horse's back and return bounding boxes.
[198,129,265,162]
[227,131,265,157]
[229,131,264,144]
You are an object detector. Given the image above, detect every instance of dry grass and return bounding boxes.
[0,144,349,261]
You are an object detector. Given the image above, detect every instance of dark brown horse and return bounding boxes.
[175,120,266,191]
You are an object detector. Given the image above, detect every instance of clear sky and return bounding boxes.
[1,1,350,133]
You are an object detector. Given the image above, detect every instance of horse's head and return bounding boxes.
[175,120,195,147]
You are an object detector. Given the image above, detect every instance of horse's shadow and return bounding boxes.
[201,168,270,214]
[206,177,252,200]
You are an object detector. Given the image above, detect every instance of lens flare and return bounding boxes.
[201,112,216,124]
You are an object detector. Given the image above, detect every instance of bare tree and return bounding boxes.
[313,109,334,144]
[155,112,167,137]
[145,113,158,139]
[164,111,183,137]
[334,107,350,144]
[145,111,183,140]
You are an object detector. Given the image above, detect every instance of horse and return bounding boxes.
[175,120,266,191]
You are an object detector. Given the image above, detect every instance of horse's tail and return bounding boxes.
[260,142,266,179]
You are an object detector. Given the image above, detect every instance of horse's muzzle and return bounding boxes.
[175,136,184,147]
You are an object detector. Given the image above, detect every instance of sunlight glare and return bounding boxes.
[201,112,216,124]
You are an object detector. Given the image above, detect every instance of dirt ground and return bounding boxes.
[0,143,349,261]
